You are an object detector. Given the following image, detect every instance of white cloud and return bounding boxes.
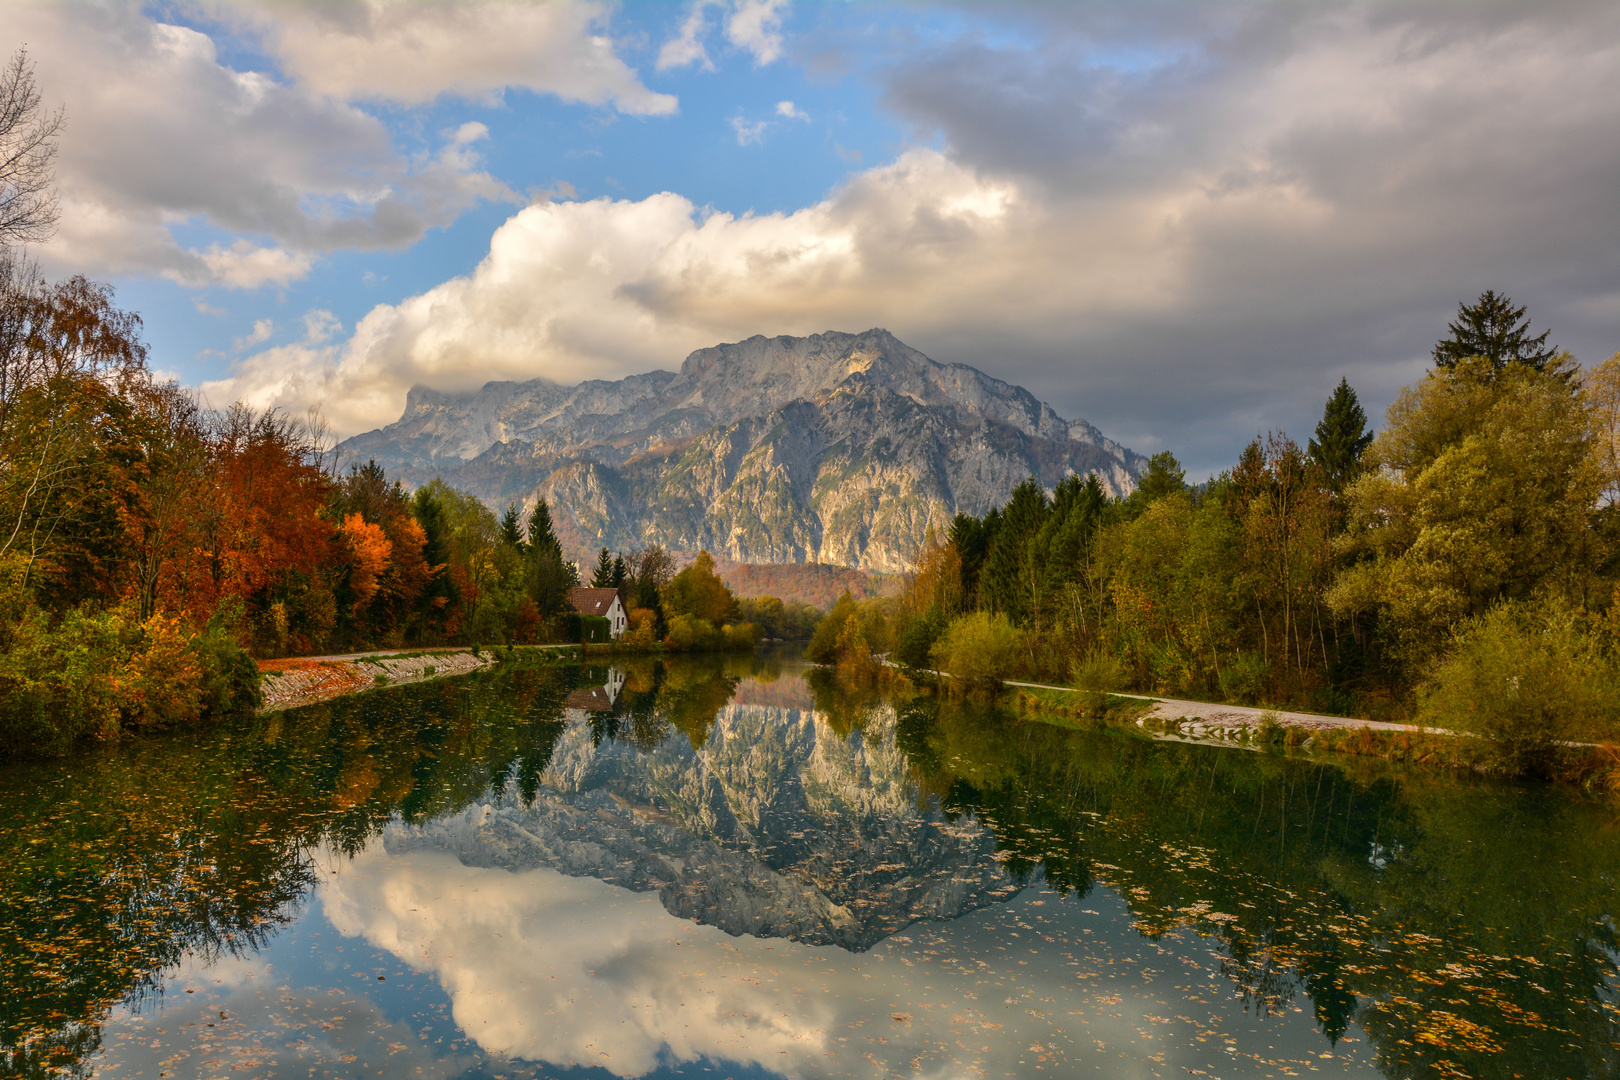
[233,318,274,351]
[200,150,1031,435]
[191,296,226,317]
[657,0,788,71]
[776,99,809,121]
[657,2,717,72]
[730,115,769,145]
[725,0,789,66]
[302,309,342,344]
[10,1,661,291]
[221,0,676,114]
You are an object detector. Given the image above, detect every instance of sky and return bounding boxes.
[7,0,1620,477]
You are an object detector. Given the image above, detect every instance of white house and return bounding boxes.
[567,587,628,640]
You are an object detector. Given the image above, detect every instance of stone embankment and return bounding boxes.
[258,649,494,712]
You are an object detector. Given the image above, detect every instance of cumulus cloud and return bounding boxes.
[776,99,809,121]
[10,1,664,291]
[231,0,676,114]
[203,2,1620,472]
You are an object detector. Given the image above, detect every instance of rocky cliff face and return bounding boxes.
[382,696,1018,951]
[338,329,1142,571]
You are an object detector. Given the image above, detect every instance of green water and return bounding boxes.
[1,652,1616,1080]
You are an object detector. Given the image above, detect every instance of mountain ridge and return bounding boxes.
[339,329,1143,571]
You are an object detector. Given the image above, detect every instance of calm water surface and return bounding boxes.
[2,652,1617,1080]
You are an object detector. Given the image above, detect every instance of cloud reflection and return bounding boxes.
[321,844,1374,1078]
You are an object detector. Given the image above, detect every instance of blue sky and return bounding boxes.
[10,1,1620,475]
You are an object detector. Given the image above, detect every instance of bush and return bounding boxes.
[665,613,719,651]
[1072,650,1127,694]
[0,600,262,757]
[930,612,1024,689]
[1417,600,1620,775]
[1218,652,1269,703]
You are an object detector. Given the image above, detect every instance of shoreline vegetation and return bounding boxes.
[803,292,1620,793]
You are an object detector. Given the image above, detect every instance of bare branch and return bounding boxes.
[0,47,64,249]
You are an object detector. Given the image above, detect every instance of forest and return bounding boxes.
[810,291,1620,777]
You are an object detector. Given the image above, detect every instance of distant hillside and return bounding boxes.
[338,329,1143,571]
[717,561,901,611]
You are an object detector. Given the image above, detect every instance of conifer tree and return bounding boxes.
[590,547,615,587]
[526,498,561,558]
[1308,378,1373,491]
[611,553,627,590]
[1432,290,1555,372]
[499,503,525,549]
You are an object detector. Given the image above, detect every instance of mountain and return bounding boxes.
[338,329,1143,571]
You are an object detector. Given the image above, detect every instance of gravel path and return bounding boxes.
[258,649,495,712]
[1005,680,1422,736]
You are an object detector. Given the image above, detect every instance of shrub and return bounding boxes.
[1417,600,1620,775]
[1218,652,1269,703]
[665,613,719,651]
[721,621,760,651]
[1072,650,1127,694]
[931,612,1024,689]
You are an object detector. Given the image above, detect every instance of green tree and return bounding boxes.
[590,547,614,588]
[1125,451,1186,514]
[1329,358,1601,661]
[979,478,1049,626]
[498,503,525,550]
[1307,378,1374,492]
[526,498,561,557]
[1432,290,1555,373]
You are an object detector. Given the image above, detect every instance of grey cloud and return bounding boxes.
[879,2,1620,474]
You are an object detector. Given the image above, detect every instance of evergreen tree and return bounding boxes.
[499,503,525,549]
[411,487,458,638]
[590,547,615,587]
[949,509,996,606]
[611,554,627,590]
[1123,451,1186,517]
[1432,290,1555,372]
[979,478,1050,625]
[1308,378,1374,491]
[526,498,562,558]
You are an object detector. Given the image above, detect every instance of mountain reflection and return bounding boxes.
[0,653,1617,1079]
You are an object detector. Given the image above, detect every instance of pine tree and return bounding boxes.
[1432,290,1555,372]
[590,547,614,587]
[526,498,561,557]
[1308,378,1374,492]
[499,503,525,549]
[611,554,627,590]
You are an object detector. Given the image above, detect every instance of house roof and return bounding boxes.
[568,587,622,616]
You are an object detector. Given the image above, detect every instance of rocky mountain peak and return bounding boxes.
[337,329,1144,571]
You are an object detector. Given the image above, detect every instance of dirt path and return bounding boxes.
[1005,680,1422,736]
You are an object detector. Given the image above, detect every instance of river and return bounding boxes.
[1,650,1616,1079]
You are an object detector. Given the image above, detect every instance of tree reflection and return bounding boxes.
[893,689,1620,1078]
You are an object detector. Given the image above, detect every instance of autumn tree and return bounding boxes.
[1329,357,1602,661]
[664,551,738,626]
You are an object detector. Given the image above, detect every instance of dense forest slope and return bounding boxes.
[339,330,1143,570]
